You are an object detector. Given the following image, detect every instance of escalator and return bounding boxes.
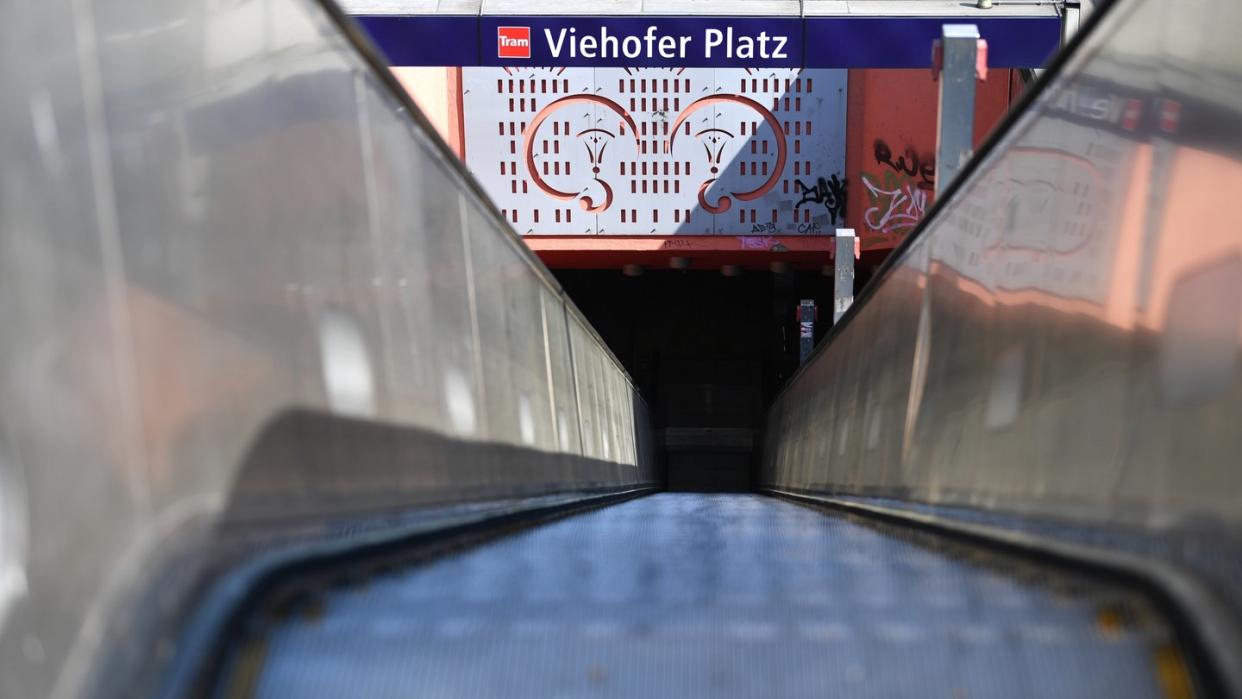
[2,0,1241,696]
[221,493,1196,698]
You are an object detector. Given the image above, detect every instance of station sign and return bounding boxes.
[479,17,804,68]
[354,14,1061,68]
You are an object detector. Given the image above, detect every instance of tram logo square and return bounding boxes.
[498,27,531,59]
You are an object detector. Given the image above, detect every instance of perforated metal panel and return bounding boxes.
[463,68,847,235]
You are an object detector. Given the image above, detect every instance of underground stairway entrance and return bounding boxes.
[554,268,844,491]
[192,269,1215,699]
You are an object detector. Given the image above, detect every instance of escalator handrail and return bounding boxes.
[771,0,1122,400]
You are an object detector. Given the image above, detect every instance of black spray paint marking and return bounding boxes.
[794,174,847,225]
[874,139,935,191]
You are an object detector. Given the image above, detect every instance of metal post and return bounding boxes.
[1061,1,1086,46]
[798,299,816,365]
[934,24,982,196]
[833,228,855,324]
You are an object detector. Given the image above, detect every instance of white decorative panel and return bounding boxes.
[462,67,847,235]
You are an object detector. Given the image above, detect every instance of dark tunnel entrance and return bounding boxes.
[554,268,859,491]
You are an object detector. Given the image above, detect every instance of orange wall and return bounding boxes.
[845,68,1019,251]
[391,66,464,156]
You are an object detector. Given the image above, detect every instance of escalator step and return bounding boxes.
[234,493,1189,698]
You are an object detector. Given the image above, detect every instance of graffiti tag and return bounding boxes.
[793,174,847,225]
[874,140,935,191]
[861,171,928,236]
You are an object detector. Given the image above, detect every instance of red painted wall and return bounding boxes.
[845,68,1019,252]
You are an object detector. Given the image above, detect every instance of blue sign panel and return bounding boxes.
[479,16,804,68]
[803,17,1061,68]
[353,15,1060,69]
[355,16,480,67]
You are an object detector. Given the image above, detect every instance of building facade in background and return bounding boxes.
[361,8,1061,269]
[400,65,1020,257]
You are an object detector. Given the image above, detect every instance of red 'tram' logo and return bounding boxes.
[498,27,531,59]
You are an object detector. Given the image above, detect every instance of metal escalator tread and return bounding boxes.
[239,494,1187,698]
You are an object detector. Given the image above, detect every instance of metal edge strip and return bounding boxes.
[763,487,1242,699]
[336,3,1059,19]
